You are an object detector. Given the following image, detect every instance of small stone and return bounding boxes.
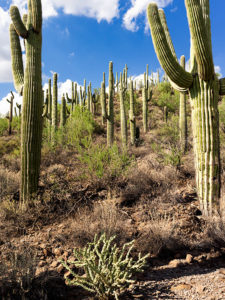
[57,264,64,273]
[50,261,60,268]
[38,261,46,267]
[54,248,62,256]
[195,284,205,294]
[63,251,69,258]
[219,268,225,275]
[39,243,46,249]
[169,259,183,268]
[35,266,47,277]
[171,283,192,292]
[186,254,193,264]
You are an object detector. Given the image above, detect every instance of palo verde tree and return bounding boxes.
[147,0,225,216]
[9,0,43,206]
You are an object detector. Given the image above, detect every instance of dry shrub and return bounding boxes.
[0,246,38,298]
[135,209,179,256]
[0,167,19,198]
[70,199,132,248]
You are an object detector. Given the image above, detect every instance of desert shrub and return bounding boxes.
[151,115,182,166]
[0,118,8,136]
[78,143,132,179]
[60,233,149,300]
[42,106,97,150]
[153,82,179,114]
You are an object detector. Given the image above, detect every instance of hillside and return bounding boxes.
[0,82,225,299]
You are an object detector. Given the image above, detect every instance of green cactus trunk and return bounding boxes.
[190,76,220,215]
[107,61,114,147]
[7,92,14,135]
[52,73,58,138]
[179,56,188,153]
[129,80,136,145]
[60,95,66,128]
[119,76,127,148]
[142,87,148,133]
[9,0,44,204]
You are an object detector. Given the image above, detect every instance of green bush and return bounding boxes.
[78,143,132,179]
[0,118,8,136]
[60,233,149,300]
[153,82,179,114]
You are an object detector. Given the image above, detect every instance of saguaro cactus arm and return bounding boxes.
[147,3,193,89]
[10,6,28,38]
[185,0,214,81]
[9,24,24,95]
[219,78,225,95]
[30,0,42,33]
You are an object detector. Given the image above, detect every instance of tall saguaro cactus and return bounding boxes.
[52,72,58,137]
[129,79,136,145]
[119,74,127,148]
[101,62,114,147]
[147,0,225,216]
[10,0,43,205]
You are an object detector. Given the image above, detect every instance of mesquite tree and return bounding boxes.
[147,0,225,216]
[10,0,43,205]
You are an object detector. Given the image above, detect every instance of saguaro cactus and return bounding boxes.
[179,56,188,153]
[52,72,58,136]
[6,92,14,135]
[60,94,70,128]
[10,0,43,204]
[101,62,114,147]
[147,0,225,215]
[129,79,136,145]
[119,74,127,148]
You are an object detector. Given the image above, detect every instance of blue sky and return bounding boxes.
[0,0,224,115]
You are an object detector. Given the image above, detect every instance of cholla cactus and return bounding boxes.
[9,0,43,204]
[6,91,14,135]
[147,1,225,215]
[60,233,149,300]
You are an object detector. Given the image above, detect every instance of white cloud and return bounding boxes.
[0,7,13,82]
[43,79,83,102]
[0,91,22,117]
[123,0,173,32]
[215,65,222,78]
[131,70,162,88]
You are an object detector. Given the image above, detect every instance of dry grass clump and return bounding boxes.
[135,208,179,256]
[0,246,38,298]
[0,167,19,198]
[70,199,133,248]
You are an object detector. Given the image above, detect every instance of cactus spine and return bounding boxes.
[119,74,127,148]
[147,0,225,215]
[129,79,136,145]
[179,56,188,153]
[10,0,43,204]
[6,92,14,135]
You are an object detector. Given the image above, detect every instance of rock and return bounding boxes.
[38,261,46,267]
[219,268,225,275]
[195,284,205,294]
[57,264,64,273]
[171,283,192,292]
[35,266,47,277]
[169,259,183,268]
[50,261,59,268]
[54,248,62,256]
[186,254,193,264]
